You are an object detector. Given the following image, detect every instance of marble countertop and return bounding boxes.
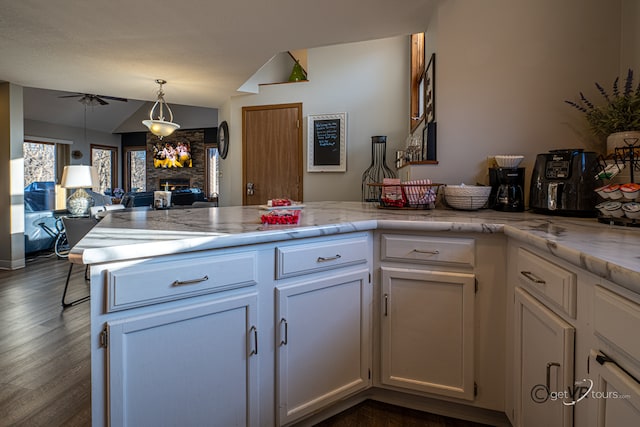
[72,201,640,293]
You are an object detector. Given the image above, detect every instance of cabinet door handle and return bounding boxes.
[171,275,209,287]
[546,362,560,389]
[280,318,288,346]
[384,293,389,316]
[249,326,258,356]
[317,254,342,263]
[412,249,440,255]
[520,271,546,284]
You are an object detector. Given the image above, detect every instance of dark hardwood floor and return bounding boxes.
[0,253,492,427]
[0,252,91,427]
[316,400,493,427]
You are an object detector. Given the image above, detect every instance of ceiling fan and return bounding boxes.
[58,93,128,106]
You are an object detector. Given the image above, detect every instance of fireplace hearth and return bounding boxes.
[158,178,191,191]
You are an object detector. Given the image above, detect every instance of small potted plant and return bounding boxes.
[565,69,640,153]
[112,187,124,204]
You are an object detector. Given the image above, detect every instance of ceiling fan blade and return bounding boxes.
[58,93,128,105]
[97,95,128,102]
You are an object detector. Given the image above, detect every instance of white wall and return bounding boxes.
[220,0,634,206]
[423,0,622,192]
[220,36,410,206]
[238,52,297,93]
[622,0,640,72]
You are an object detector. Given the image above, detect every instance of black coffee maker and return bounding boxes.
[489,167,525,212]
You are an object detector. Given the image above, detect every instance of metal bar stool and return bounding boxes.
[60,216,97,308]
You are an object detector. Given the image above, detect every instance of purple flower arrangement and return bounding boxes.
[565,69,640,137]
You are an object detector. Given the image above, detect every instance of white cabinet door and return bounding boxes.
[514,287,574,427]
[380,267,475,400]
[275,269,371,426]
[588,350,640,426]
[106,293,259,427]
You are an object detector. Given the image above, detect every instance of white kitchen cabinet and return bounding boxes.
[588,350,640,426]
[587,285,640,426]
[275,268,371,426]
[516,247,577,319]
[374,232,507,414]
[90,247,263,427]
[513,286,574,427]
[105,292,259,427]
[506,240,640,427]
[380,266,476,400]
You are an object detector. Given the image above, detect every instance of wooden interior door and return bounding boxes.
[242,104,302,205]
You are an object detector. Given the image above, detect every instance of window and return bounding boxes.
[24,140,57,212]
[91,144,118,194]
[205,145,220,200]
[410,33,425,133]
[124,147,146,192]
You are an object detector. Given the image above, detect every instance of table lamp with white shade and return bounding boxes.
[61,165,97,216]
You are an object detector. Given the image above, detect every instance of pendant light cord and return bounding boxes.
[84,104,87,145]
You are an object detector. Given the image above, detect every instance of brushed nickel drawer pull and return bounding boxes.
[384,293,389,316]
[546,362,560,389]
[171,275,209,287]
[249,326,258,356]
[520,271,546,284]
[317,254,342,263]
[280,318,288,346]
[412,249,440,255]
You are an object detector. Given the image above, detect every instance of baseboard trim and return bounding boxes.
[0,258,26,270]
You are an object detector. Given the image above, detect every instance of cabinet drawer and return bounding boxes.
[276,236,368,279]
[380,234,475,267]
[516,247,576,318]
[594,285,640,362]
[106,252,258,312]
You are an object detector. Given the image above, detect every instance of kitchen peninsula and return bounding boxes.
[77,202,640,427]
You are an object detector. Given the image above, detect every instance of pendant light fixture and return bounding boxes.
[142,79,180,139]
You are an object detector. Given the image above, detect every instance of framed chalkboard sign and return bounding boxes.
[307,112,347,172]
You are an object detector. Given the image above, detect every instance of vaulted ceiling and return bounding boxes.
[1,0,436,110]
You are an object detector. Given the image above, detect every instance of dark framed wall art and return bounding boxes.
[423,53,437,161]
[425,53,435,123]
[307,112,347,172]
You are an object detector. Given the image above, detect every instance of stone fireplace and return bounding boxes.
[146,129,205,191]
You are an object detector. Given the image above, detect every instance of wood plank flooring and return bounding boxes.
[0,253,492,427]
[0,252,91,427]
[316,400,493,427]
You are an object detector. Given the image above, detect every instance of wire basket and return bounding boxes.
[367,182,441,209]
